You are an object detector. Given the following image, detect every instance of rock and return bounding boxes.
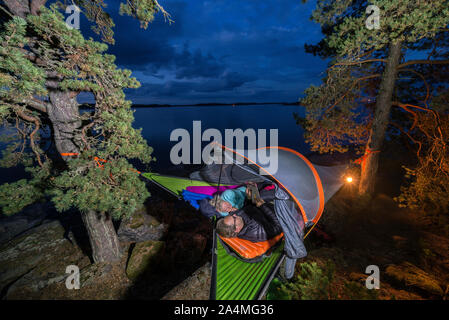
[0,202,56,245]
[0,220,87,298]
[80,262,114,287]
[126,240,165,281]
[162,262,211,300]
[118,207,168,243]
[385,262,444,296]
[5,269,67,299]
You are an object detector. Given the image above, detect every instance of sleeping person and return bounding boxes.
[198,182,281,242]
[198,181,276,219]
[198,186,247,218]
[215,185,282,242]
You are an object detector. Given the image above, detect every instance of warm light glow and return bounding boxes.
[346,176,353,183]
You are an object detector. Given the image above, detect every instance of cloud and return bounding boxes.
[172,44,226,79]
[79,0,326,104]
[130,71,256,101]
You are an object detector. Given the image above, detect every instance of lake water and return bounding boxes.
[0,104,307,182]
[134,104,307,172]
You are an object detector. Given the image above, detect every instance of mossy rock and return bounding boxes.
[118,208,168,242]
[129,218,144,230]
[126,240,165,281]
[126,207,146,229]
[146,215,162,228]
[385,262,443,296]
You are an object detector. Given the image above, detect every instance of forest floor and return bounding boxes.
[296,148,449,300]
[299,189,449,300]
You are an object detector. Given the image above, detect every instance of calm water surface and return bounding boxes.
[0,104,307,182]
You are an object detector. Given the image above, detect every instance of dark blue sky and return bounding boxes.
[81,0,327,104]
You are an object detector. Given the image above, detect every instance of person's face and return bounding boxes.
[223,214,244,234]
[219,201,234,213]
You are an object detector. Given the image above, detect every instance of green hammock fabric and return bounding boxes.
[142,172,221,196]
[215,236,284,300]
[142,172,284,300]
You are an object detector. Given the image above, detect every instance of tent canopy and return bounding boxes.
[193,143,347,226]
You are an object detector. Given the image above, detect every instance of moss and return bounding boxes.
[126,211,143,229]
[129,221,144,229]
[145,216,161,228]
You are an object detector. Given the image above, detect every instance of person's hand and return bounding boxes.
[245,186,252,199]
[254,199,265,207]
[245,182,257,200]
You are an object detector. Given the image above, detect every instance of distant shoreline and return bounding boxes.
[134,101,303,108]
[79,102,303,109]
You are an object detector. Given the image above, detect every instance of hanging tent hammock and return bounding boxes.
[142,143,347,300]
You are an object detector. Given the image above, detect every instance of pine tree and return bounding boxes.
[0,1,171,263]
[300,0,449,195]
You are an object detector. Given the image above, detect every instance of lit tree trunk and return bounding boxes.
[48,91,122,263]
[81,210,122,263]
[359,41,402,195]
[47,91,82,155]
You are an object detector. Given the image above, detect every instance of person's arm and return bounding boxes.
[198,198,222,219]
[256,200,283,237]
[256,182,275,202]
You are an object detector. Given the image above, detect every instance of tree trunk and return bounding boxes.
[359,41,402,195]
[3,0,122,264]
[47,91,82,156]
[48,91,122,263]
[81,210,122,263]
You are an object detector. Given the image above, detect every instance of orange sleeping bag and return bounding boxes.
[219,233,284,259]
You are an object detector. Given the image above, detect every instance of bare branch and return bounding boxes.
[324,74,381,115]
[13,107,44,167]
[390,122,423,157]
[331,59,387,68]
[398,59,449,69]
[22,98,48,113]
[397,69,431,107]
[154,0,174,24]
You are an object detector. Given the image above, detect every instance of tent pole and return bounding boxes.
[209,218,218,300]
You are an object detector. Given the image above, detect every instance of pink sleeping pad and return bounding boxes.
[186,184,275,196]
[185,185,239,196]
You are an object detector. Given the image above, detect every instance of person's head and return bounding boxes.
[216,214,244,238]
[220,188,245,210]
[209,194,234,214]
